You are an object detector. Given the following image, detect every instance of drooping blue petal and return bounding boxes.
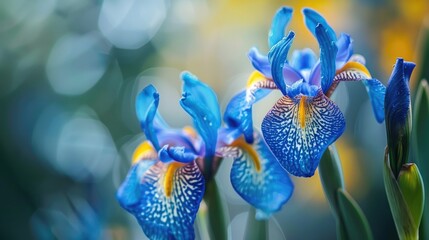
[363,79,386,123]
[315,24,338,94]
[224,90,256,143]
[261,90,345,177]
[136,85,161,150]
[117,159,157,212]
[268,31,296,95]
[302,8,337,42]
[333,61,386,122]
[268,7,293,48]
[224,71,276,143]
[290,48,317,71]
[248,47,272,78]
[159,145,198,163]
[126,161,205,240]
[230,132,294,219]
[180,72,221,159]
[336,33,353,68]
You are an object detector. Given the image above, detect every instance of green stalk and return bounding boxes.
[203,179,229,240]
[244,207,268,240]
[319,145,373,240]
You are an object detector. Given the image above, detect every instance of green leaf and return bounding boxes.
[383,149,419,240]
[413,79,429,166]
[319,145,373,240]
[337,189,373,240]
[245,207,268,240]
[203,179,229,240]
[319,145,345,217]
[412,80,429,239]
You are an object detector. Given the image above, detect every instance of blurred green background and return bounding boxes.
[0,0,428,239]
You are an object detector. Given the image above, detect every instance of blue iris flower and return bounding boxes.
[117,71,294,239]
[225,7,386,177]
[117,72,220,240]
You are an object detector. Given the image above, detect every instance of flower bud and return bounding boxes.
[384,58,416,177]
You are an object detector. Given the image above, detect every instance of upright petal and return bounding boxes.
[334,61,386,123]
[315,24,338,94]
[248,47,272,78]
[269,7,293,48]
[302,8,337,41]
[180,72,221,158]
[125,161,205,240]
[336,33,353,68]
[136,85,161,150]
[268,32,296,95]
[290,48,317,71]
[224,71,276,143]
[230,132,294,219]
[261,90,345,177]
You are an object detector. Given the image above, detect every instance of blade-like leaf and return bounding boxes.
[413,79,429,240]
[337,189,373,240]
[319,145,345,217]
[383,149,418,240]
[413,80,429,166]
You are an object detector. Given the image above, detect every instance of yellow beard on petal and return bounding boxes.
[164,162,184,197]
[132,141,157,165]
[231,137,261,172]
[298,96,308,129]
[336,61,372,78]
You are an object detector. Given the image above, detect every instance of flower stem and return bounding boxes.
[203,179,229,240]
[245,207,268,240]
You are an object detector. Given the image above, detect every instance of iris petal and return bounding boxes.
[363,79,386,123]
[132,140,158,165]
[268,32,296,95]
[136,85,161,150]
[224,71,275,143]
[283,63,304,85]
[117,159,157,212]
[180,72,221,158]
[230,132,293,219]
[269,7,293,48]
[123,161,205,240]
[315,24,338,94]
[290,48,317,71]
[118,140,158,211]
[159,145,198,163]
[334,61,386,123]
[302,8,337,41]
[261,90,345,177]
[336,33,353,68]
[248,47,272,78]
